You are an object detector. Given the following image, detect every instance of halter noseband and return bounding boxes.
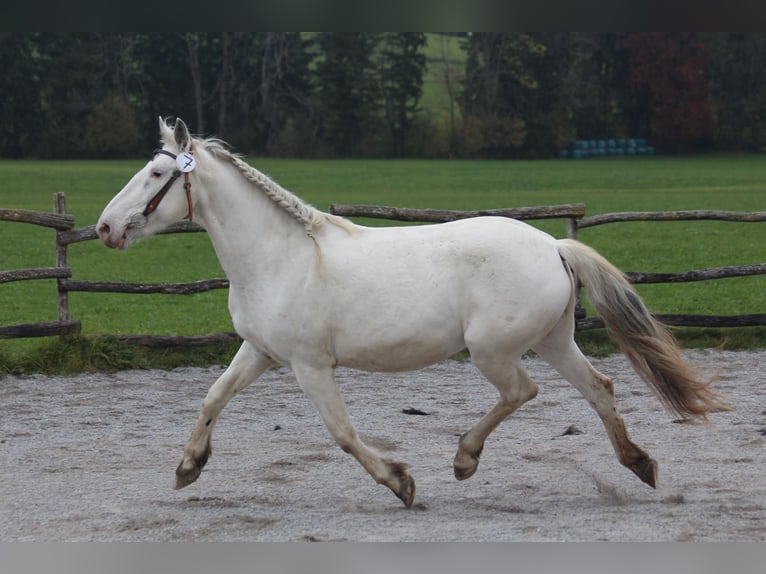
[143,148,194,221]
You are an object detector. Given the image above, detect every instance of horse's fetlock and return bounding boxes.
[457,432,483,457]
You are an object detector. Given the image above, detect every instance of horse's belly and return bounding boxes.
[334,328,465,372]
[330,300,466,372]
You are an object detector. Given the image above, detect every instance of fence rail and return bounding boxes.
[0,207,74,230]
[0,321,81,339]
[624,264,766,284]
[1,194,764,342]
[61,278,229,295]
[0,267,71,283]
[578,209,766,228]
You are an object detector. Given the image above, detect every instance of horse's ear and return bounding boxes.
[158,116,174,146]
[174,118,191,151]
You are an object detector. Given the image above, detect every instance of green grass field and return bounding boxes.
[1,155,764,373]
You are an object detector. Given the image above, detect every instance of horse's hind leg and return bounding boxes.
[174,342,275,489]
[292,362,416,508]
[454,352,538,481]
[533,321,658,488]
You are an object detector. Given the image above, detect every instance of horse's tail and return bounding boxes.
[556,238,731,421]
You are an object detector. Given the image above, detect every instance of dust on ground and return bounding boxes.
[1,349,764,541]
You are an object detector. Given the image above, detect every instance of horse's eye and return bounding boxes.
[151,170,163,178]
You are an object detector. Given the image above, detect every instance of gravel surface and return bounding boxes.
[1,349,764,541]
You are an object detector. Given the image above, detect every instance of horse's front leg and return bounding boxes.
[292,363,416,508]
[174,342,275,489]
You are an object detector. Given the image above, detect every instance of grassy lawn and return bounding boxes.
[1,155,764,372]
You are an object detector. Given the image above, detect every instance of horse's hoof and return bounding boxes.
[174,449,210,489]
[453,462,478,481]
[639,458,658,488]
[453,438,482,481]
[630,456,658,489]
[387,460,415,508]
[396,475,416,508]
[173,460,203,489]
[174,440,211,489]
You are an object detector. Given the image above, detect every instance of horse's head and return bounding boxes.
[97,117,196,250]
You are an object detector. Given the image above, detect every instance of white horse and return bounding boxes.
[97,118,729,507]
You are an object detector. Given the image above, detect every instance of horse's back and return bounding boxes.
[333,216,565,293]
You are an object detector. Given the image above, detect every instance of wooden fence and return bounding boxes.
[1,193,764,343]
[0,192,226,344]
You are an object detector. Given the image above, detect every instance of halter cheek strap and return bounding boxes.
[143,149,194,221]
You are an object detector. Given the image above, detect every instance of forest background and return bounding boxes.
[2,32,766,160]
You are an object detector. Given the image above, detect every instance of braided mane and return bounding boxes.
[197,137,345,239]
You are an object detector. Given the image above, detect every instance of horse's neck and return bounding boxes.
[194,161,314,285]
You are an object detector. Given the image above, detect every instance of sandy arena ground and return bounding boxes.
[1,349,764,541]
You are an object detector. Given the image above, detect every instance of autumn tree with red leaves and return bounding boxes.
[624,33,716,151]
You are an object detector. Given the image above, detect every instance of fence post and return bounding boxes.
[54,192,70,323]
[566,216,579,240]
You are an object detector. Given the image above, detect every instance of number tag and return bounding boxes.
[176,152,196,173]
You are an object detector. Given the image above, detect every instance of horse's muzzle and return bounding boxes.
[97,220,129,250]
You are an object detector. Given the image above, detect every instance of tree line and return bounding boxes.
[2,32,766,159]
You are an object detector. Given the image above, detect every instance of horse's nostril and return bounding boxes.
[98,222,111,238]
